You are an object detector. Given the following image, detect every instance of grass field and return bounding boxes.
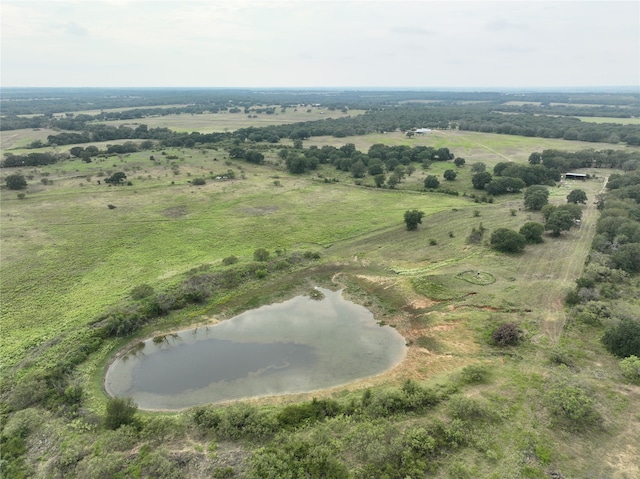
[92,107,365,133]
[575,116,640,124]
[1,127,638,478]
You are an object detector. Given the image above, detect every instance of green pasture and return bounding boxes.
[302,129,633,166]
[95,108,366,133]
[0,128,617,368]
[1,151,469,367]
[2,124,638,479]
[575,116,640,124]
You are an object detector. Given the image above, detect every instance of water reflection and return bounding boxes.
[105,288,406,409]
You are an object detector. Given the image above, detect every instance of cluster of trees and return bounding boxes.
[489,187,585,254]
[281,142,456,178]
[591,173,640,272]
[472,161,564,196]
[46,124,174,146]
[1,151,62,168]
[563,172,640,365]
[228,147,265,164]
[529,149,640,172]
[459,112,640,145]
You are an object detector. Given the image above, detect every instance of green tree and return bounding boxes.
[471,162,486,173]
[105,172,127,185]
[558,203,583,220]
[519,222,545,243]
[611,243,640,273]
[244,151,265,164]
[490,228,526,253]
[454,157,466,167]
[373,174,386,187]
[4,173,27,190]
[404,209,425,231]
[603,320,640,357]
[528,152,542,164]
[350,160,366,178]
[523,185,549,211]
[104,397,138,430]
[367,159,384,176]
[424,175,440,189]
[567,189,588,204]
[545,210,574,236]
[485,177,526,195]
[443,169,457,181]
[471,171,492,190]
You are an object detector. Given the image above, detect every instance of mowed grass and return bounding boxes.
[302,129,634,167]
[575,116,640,124]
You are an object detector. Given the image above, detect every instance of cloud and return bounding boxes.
[485,18,526,32]
[62,21,89,36]
[389,26,435,36]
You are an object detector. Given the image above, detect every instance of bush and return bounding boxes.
[4,173,27,190]
[222,255,238,265]
[191,177,206,185]
[130,284,154,300]
[546,379,599,430]
[491,323,522,346]
[620,355,640,384]
[424,175,440,189]
[602,319,640,357]
[519,222,545,244]
[253,248,270,262]
[490,228,526,253]
[404,209,425,231]
[104,397,138,430]
[458,364,491,385]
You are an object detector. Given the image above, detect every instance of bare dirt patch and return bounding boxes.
[162,206,189,218]
[240,205,279,216]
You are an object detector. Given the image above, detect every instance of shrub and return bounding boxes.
[104,397,138,430]
[130,284,154,300]
[404,209,425,231]
[491,323,522,346]
[4,173,27,190]
[424,175,440,189]
[602,319,640,357]
[191,177,206,185]
[253,248,270,262]
[448,395,499,422]
[619,355,640,384]
[491,228,526,253]
[458,364,491,385]
[546,379,599,430]
[519,222,545,244]
[222,255,238,265]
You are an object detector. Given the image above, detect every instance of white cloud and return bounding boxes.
[1,0,638,88]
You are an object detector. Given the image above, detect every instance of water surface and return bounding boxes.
[105,288,406,409]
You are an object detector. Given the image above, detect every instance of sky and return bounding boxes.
[1,0,639,89]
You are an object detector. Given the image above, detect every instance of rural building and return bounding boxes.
[564,172,587,180]
[415,128,432,134]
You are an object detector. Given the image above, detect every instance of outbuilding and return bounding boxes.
[415,128,432,134]
[565,172,587,180]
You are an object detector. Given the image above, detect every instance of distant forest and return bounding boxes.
[2,88,639,147]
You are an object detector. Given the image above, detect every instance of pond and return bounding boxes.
[104,288,406,410]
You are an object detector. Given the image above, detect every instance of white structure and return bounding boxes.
[415,128,432,134]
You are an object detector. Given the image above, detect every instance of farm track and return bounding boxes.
[518,177,606,342]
